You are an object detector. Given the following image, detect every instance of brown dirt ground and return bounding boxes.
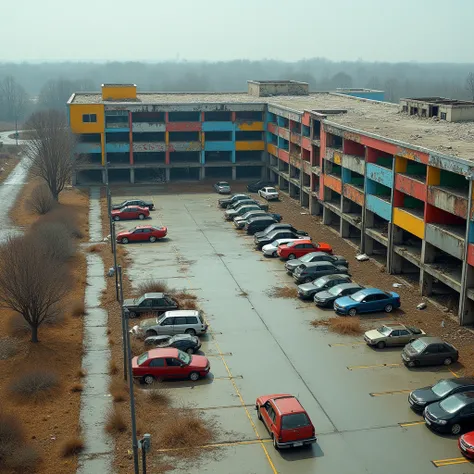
[0,176,89,473]
[0,121,16,132]
[262,193,474,376]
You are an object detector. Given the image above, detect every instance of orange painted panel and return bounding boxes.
[395,174,427,201]
[267,143,278,157]
[343,184,364,206]
[324,174,342,194]
[267,122,278,134]
[278,128,290,141]
[468,244,474,267]
[302,136,311,151]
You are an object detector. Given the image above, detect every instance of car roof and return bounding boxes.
[418,336,446,345]
[357,288,386,296]
[135,225,154,229]
[304,261,336,268]
[319,274,350,281]
[449,377,474,386]
[147,348,179,358]
[271,395,305,415]
[162,310,199,317]
[381,324,409,330]
[248,216,274,222]
[333,283,361,290]
[143,292,164,298]
[453,391,474,403]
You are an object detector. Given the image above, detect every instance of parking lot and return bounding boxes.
[112,189,474,474]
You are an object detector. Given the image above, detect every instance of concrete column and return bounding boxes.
[130,168,135,184]
[341,197,351,213]
[310,196,321,216]
[101,169,106,184]
[392,225,404,245]
[165,168,170,182]
[421,241,436,264]
[340,218,350,238]
[232,166,237,180]
[364,235,374,255]
[420,270,434,296]
[322,206,332,225]
[459,265,474,325]
[199,167,206,180]
[392,253,403,274]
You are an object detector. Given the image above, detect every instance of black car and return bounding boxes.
[218,194,250,209]
[314,283,364,308]
[255,230,307,250]
[424,391,474,435]
[113,199,154,210]
[297,274,352,300]
[409,378,474,413]
[285,252,348,274]
[247,180,273,193]
[233,211,282,229]
[144,334,202,354]
[122,292,178,318]
[245,216,278,235]
[293,262,349,284]
[401,337,459,368]
[254,223,308,240]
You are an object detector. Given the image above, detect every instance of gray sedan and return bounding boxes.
[214,181,231,194]
[285,252,348,274]
[297,274,352,300]
[314,283,364,307]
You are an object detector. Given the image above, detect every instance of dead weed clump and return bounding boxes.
[178,299,198,310]
[9,369,60,399]
[0,337,20,360]
[269,286,298,299]
[71,300,87,317]
[109,360,119,376]
[60,436,85,457]
[88,244,103,253]
[136,280,170,295]
[109,379,128,403]
[144,386,171,407]
[105,408,127,434]
[171,290,197,301]
[311,317,363,336]
[70,383,84,393]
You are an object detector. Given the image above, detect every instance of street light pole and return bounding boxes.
[117,265,127,381]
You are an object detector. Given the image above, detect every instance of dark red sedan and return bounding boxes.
[459,431,474,458]
[277,240,333,260]
[111,206,149,221]
[116,225,167,244]
[132,348,210,384]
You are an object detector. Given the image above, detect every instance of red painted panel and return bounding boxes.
[279,127,290,141]
[425,203,465,225]
[343,184,364,206]
[320,129,327,159]
[166,122,201,132]
[165,150,170,165]
[268,122,278,135]
[319,175,325,200]
[302,136,311,151]
[167,144,175,153]
[427,187,468,219]
[361,135,429,164]
[468,244,474,267]
[302,112,311,127]
[343,139,364,156]
[278,149,289,163]
[395,174,426,201]
[324,174,342,194]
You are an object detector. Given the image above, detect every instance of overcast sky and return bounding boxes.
[2,0,473,63]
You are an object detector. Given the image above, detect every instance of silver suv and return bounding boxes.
[130,310,208,338]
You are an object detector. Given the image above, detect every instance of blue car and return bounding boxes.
[333,288,400,316]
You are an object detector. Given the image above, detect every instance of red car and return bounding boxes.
[459,431,474,459]
[116,225,167,244]
[277,240,332,260]
[111,206,149,221]
[255,394,317,449]
[132,348,210,384]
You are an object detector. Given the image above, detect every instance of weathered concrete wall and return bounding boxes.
[343,183,364,206]
[132,123,166,133]
[133,142,166,152]
[425,223,464,260]
[427,186,468,219]
[342,154,365,175]
[394,174,426,201]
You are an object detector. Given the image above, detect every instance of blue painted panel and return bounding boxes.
[342,168,351,184]
[277,137,289,150]
[202,121,234,132]
[204,141,235,152]
[105,127,129,133]
[76,143,102,154]
[340,91,385,102]
[302,125,310,138]
[267,131,277,145]
[200,151,205,164]
[106,143,130,153]
[366,163,393,188]
[366,194,392,222]
[470,221,474,244]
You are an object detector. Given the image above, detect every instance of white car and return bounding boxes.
[214,181,231,194]
[262,238,307,257]
[258,187,279,201]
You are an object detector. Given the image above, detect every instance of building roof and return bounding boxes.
[69,91,474,161]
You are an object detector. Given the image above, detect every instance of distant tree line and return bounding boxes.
[1,59,474,124]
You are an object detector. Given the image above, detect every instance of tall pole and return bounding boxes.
[142,448,147,474]
[118,265,127,381]
[113,223,119,301]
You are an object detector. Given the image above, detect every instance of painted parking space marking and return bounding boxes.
[370,389,411,397]
[206,352,233,357]
[348,363,401,370]
[213,375,243,381]
[432,457,469,468]
[398,421,425,427]
[192,404,255,411]
[155,438,272,453]
[329,342,366,347]
[449,368,460,378]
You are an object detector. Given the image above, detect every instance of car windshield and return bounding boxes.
[313,278,327,288]
[219,182,229,186]
[281,413,311,430]
[410,339,427,353]
[432,380,457,397]
[135,296,145,305]
[128,227,137,232]
[137,352,148,365]
[349,291,367,302]
[267,187,277,193]
[328,286,343,296]
[300,253,316,263]
[439,395,467,414]
[116,201,126,207]
[177,350,191,365]
[377,325,392,336]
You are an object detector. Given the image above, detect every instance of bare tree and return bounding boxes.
[466,73,474,101]
[23,110,76,201]
[0,235,71,343]
[0,76,28,133]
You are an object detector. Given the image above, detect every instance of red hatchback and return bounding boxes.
[111,206,150,221]
[277,240,332,260]
[459,431,474,459]
[256,394,317,449]
[116,225,167,244]
[132,348,210,384]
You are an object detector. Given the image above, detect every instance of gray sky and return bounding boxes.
[3,0,474,63]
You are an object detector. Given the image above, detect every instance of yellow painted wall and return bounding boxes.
[102,85,136,100]
[427,166,440,186]
[395,156,407,173]
[237,121,264,131]
[69,104,104,134]
[236,141,265,151]
[333,151,342,165]
[393,208,425,239]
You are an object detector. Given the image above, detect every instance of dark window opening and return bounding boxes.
[76,170,103,184]
[205,111,232,121]
[169,131,200,142]
[205,151,232,163]
[169,152,200,163]
[205,166,233,179]
[440,112,447,120]
[135,168,166,183]
[133,153,165,165]
[107,152,129,164]
[236,166,262,179]
[106,132,129,143]
[78,133,101,143]
[133,132,165,142]
[235,151,262,162]
[312,120,321,139]
[132,112,165,123]
[430,106,439,117]
[83,114,97,123]
[168,112,200,122]
[235,111,263,121]
[205,131,232,141]
[235,131,263,141]
[169,167,200,180]
[328,133,343,149]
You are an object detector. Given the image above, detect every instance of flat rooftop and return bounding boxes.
[70,91,474,160]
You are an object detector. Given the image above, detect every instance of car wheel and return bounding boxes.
[121,237,129,244]
[189,372,200,381]
[272,435,279,450]
[376,341,386,349]
[256,406,262,420]
[143,375,155,385]
[113,216,120,221]
[149,236,157,243]
[407,360,419,368]
[185,329,197,336]
[304,277,312,283]
[138,214,145,220]
[443,357,453,366]
[272,251,277,257]
[186,348,194,355]
[145,330,157,338]
[384,304,393,313]
[348,308,357,317]
[128,311,137,319]
[451,423,462,435]
[288,253,296,260]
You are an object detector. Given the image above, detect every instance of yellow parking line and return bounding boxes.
[156,438,272,453]
[348,363,401,370]
[399,421,425,427]
[329,342,366,347]
[370,389,411,397]
[449,368,460,378]
[432,457,469,467]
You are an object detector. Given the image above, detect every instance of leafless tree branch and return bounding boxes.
[466,73,474,101]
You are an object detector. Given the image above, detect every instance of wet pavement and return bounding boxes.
[77,187,114,474]
[111,189,474,474]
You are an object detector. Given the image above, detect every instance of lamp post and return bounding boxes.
[139,434,151,474]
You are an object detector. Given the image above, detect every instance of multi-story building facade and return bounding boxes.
[67,81,474,325]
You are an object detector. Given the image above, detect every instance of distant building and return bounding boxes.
[67,80,474,325]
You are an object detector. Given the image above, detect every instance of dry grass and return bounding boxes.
[77,368,87,378]
[171,290,197,300]
[109,379,128,403]
[71,300,87,317]
[0,337,20,360]
[109,360,119,375]
[60,436,85,457]
[178,299,198,310]
[88,243,103,253]
[70,383,84,393]
[106,408,127,434]
[136,280,170,295]
[130,338,145,356]
[311,317,363,335]
[7,313,30,336]
[268,286,298,299]
[9,369,60,399]
[145,386,171,405]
